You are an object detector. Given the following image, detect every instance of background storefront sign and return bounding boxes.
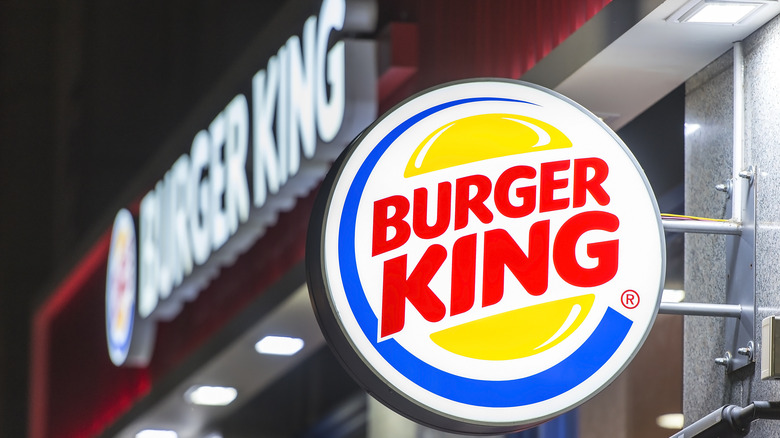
[307,79,666,434]
[105,0,357,367]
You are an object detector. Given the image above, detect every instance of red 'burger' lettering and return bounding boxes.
[372,157,619,338]
[573,157,610,207]
[413,182,451,239]
[540,160,570,212]
[371,158,611,254]
[494,165,536,218]
[372,195,411,256]
[455,174,494,230]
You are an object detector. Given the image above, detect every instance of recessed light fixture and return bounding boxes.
[668,0,769,25]
[135,430,178,438]
[184,385,238,406]
[255,335,305,356]
[656,412,685,429]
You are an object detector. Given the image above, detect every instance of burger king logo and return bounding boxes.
[106,208,138,367]
[307,79,665,433]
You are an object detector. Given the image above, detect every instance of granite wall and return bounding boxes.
[684,13,780,436]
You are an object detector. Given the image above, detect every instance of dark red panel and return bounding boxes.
[31,192,316,438]
[378,0,612,110]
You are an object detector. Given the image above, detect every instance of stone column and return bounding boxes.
[684,14,780,437]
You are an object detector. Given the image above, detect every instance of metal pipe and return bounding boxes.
[669,405,749,438]
[752,401,780,421]
[662,218,742,235]
[668,402,780,438]
[659,302,742,318]
[732,41,745,223]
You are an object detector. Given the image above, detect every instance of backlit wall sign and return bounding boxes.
[307,80,666,433]
[106,0,376,367]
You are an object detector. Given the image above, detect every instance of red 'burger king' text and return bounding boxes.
[371,157,619,338]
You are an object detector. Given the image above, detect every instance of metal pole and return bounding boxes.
[659,302,742,318]
[661,218,742,235]
[668,402,780,438]
[732,41,745,223]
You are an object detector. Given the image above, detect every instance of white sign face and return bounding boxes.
[308,79,665,433]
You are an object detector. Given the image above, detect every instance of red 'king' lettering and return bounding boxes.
[450,233,477,316]
[482,221,550,306]
[553,211,619,286]
[381,245,447,338]
[372,158,618,338]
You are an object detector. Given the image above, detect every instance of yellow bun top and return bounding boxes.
[404,113,572,178]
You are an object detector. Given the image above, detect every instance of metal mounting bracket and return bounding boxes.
[658,167,757,373]
[722,168,757,372]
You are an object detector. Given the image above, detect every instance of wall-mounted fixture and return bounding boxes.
[658,42,756,375]
[667,0,774,24]
[255,335,305,356]
[184,385,238,407]
[135,430,177,438]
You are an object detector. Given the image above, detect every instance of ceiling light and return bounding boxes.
[656,413,685,429]
[670,0,768,25]
[135,430,178,438]
[184,385,238,406]
[255,335,305,356]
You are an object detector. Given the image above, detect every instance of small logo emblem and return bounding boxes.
[106,208,137,366]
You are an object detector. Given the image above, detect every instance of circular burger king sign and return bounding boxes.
[307,79,665,434]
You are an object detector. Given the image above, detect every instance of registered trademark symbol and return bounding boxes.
[621,290,639,309]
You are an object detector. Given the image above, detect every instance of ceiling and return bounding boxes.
[524,0,780,130]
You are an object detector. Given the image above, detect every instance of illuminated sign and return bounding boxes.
[106,209,137,366]
[105,0,376,367]
[307,79,665,433]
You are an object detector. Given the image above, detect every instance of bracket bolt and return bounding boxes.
[715,180,732,193]
[736,341,755,362]
[715,351,733,368]
[738,166,756,180]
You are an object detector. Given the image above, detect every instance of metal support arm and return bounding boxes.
[659,302,742,318]
[669,401,780,438]
[662,218,742,235]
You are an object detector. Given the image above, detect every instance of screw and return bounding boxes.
[738,166,756,180]
[715,180,732,193]
[736,341,755,362]
[715,351,733,368]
